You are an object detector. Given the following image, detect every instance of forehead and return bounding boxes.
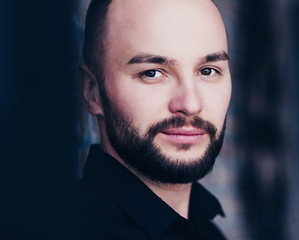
[104,0,227,64]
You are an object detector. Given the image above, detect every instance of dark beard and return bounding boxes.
[100,88,226,184]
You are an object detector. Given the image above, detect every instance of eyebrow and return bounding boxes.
[127,54,177,65]
[202,51,229,64]
[127,51,229,65]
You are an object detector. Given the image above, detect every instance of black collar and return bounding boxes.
[83,144,224,239]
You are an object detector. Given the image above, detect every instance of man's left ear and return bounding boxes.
[79,64,104,116]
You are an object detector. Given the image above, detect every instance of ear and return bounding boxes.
[79,64,104,116]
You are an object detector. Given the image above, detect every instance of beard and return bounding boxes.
[100,89,226,184]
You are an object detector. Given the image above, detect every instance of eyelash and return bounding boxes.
[198,67,221,76]
[138,69,164,79]
[137,67,221,81]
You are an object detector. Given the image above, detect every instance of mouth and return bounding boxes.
[160,128,206,145]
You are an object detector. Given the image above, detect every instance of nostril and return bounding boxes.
[168,88,203,116]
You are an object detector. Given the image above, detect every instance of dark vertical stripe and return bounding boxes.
[1,1,79,239]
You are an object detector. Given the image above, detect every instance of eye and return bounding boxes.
[199,67,218,76]
[141,69,163,78]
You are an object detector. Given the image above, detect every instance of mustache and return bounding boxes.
[146,116,217,140]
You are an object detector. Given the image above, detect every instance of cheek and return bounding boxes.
[203,81,231,127]
[106,78,169,131]
[131,90,170,124]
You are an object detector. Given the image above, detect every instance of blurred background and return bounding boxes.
[0,0,298,239]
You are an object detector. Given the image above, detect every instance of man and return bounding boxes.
[76,0,231,239]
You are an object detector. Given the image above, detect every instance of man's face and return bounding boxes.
[98,0,231,183]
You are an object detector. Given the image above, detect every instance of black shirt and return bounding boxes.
[74,145,227,240]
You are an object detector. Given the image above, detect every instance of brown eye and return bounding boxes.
[200,68,215,76]
[144,70,157,77]
[141,69,163,79]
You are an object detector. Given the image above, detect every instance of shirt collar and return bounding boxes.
[83,145,178,239]
[189,182,225,222]
[83,144,224,239]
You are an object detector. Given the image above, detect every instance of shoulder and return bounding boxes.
[75,177,125,223]
[69,177,150,240]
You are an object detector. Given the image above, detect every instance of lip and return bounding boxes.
[160,128,206,145]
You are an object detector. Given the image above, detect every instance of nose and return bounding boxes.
[168,80,203,116]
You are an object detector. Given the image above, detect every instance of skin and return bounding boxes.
[81,0,231,218]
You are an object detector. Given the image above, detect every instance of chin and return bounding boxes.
[159,147,208,162]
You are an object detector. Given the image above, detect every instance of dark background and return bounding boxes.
[1,0,298,239]
[0,0,79,239]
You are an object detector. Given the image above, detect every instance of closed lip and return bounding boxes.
[161,128,206,136]
[159,128,206,145]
